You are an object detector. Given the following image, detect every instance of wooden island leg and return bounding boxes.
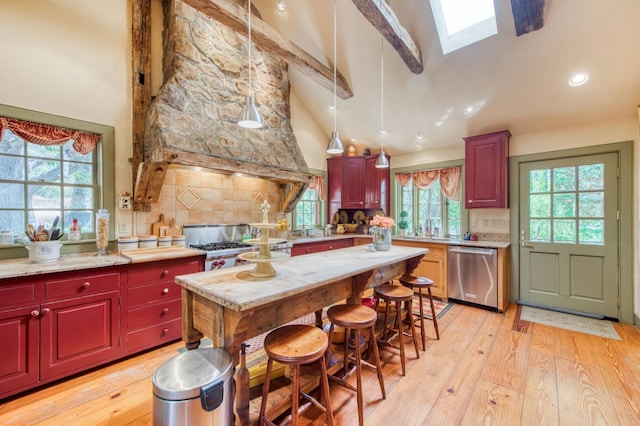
[181,288,203,349]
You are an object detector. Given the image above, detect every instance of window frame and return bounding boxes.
[392,160,467,238]
[0,104,115,258]
[292,172,326,232]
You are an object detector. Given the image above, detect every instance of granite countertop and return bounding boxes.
[0,247,205,280]
[175,245,428,312]
[290,233,510,249]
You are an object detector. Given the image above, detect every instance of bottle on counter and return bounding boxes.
[95,209,110,255]
[69,218,82,241]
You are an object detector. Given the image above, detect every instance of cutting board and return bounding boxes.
[120,246,204,263]
[160,219,183,237]
[151,214,170,236]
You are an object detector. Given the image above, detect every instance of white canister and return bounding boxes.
[0,230,13,244]
[138,235,158,248]
[25,241,62,263]
[117,235,139,253]
[172,235,185,247]
[158,236,172,247]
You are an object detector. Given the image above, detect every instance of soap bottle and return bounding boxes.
[69,218,82,241]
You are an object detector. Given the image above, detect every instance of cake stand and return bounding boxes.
[237,225,290,277]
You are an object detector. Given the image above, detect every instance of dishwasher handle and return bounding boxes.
[448,246,496,256]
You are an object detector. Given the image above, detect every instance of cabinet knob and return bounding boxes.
[162,288,169,294]
[31,310,40,317]
[161,270,169,277]
[328,245,333,250]
[468,200,472,203]
[42,307,51,314]
[163,307,169,314]
[162,328,169,335]
[83,281,91,288]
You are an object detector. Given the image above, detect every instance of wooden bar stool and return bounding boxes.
[374,283,420,376]
[399,274,441,351]
[258,325,334,426]
[326,304,386,426]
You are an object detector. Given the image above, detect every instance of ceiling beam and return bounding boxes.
[181,0,353,99]
[351,0,423,74]
[510,0,547,36]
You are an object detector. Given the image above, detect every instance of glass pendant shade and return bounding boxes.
[238,95,262,129]
[375,150,389,168]
[326,131,344,154]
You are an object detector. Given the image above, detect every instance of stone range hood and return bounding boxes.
[134,0,313,213]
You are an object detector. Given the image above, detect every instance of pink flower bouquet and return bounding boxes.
[370,215,395,229]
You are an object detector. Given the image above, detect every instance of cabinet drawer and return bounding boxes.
[127,298,182,330]
[45,273,120,300]
[126,318,182,354]
[127,261,200,286]
[0,284,37,308]
[127,281,182,307]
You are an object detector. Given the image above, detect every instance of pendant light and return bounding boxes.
[375,37,389,168]
[326,0,344,154]
[238,0,262,129]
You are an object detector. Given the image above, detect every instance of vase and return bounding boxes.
[373,227,391,251]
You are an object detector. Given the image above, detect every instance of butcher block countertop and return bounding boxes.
[175,245,428,312]
[0,246,205,280]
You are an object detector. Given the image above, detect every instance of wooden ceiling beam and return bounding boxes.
[351,0,423,74]
[181,0,353,99]
[510,0,547,36]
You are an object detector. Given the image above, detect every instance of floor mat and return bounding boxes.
[520,306,621,340]
[411,297,453,319]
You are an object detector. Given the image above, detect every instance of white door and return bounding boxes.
[518,153,619,319]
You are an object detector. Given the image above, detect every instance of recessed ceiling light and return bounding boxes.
[415,132,424,140]
[351,138,356,142]
[435,120,444,127]
[569,73,589,86]
[328,103,336,111]
[275,0,287,12]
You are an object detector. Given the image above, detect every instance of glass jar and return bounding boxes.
[95,208,110,255]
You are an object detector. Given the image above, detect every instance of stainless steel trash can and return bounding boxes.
[153,348,234,425]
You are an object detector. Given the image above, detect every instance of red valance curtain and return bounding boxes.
[395,166,461,201]
[308,175,326,201]
[0,116,99,154]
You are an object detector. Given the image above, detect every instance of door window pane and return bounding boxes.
[530,219,550,241]
[529,194,550,217]
[578,192,604,217]
[529,169,550,193]
[553,193,575,217]
[579,219,604,244]
[553,167,575,192]
[578,164,604,190]
[553,219,576,243]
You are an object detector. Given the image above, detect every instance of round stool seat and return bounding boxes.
[264,324,328,365]
[399,275,434,288]
[374,283,414,302]
[327,304,377,329]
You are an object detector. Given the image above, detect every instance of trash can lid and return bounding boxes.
[153,348,234,400]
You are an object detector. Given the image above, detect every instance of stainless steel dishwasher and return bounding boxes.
[447,246,498,309]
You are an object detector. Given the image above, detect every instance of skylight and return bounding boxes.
[430,0,497,54]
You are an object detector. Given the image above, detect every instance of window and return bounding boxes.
[429,0,497,54]
[398,173,462,238]
[0,104,114,248]
[0,133,97,236]
[294,188,323,230]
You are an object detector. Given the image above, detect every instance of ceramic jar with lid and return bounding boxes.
[172,235,185,246]
[158,236,172,247]
[0,229,13,244]
[117,235,139,253]
[138,235,158,248]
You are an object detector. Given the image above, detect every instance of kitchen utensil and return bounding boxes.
[50,216,60,234]
[151,214,170,236]
[26,224,36,241]
[50,228,60,241]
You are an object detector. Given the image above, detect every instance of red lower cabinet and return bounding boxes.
[40,291,119,381]
[0,305,39,397]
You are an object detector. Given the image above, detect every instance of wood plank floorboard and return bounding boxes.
[2,303,639,425]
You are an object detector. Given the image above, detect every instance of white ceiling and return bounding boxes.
[251,0,640,157]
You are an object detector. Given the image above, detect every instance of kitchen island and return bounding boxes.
[174,244,427,423]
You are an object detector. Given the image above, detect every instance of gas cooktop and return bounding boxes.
[189,241,252,251]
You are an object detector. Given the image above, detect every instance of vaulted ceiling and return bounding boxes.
[187,0,640,157]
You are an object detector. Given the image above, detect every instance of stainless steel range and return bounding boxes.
[183,224,292,270]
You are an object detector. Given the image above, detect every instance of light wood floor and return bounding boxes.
[2,302,640,425]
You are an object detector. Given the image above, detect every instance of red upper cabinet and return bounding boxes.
[464,130,510,208]
[327,155,390,220]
